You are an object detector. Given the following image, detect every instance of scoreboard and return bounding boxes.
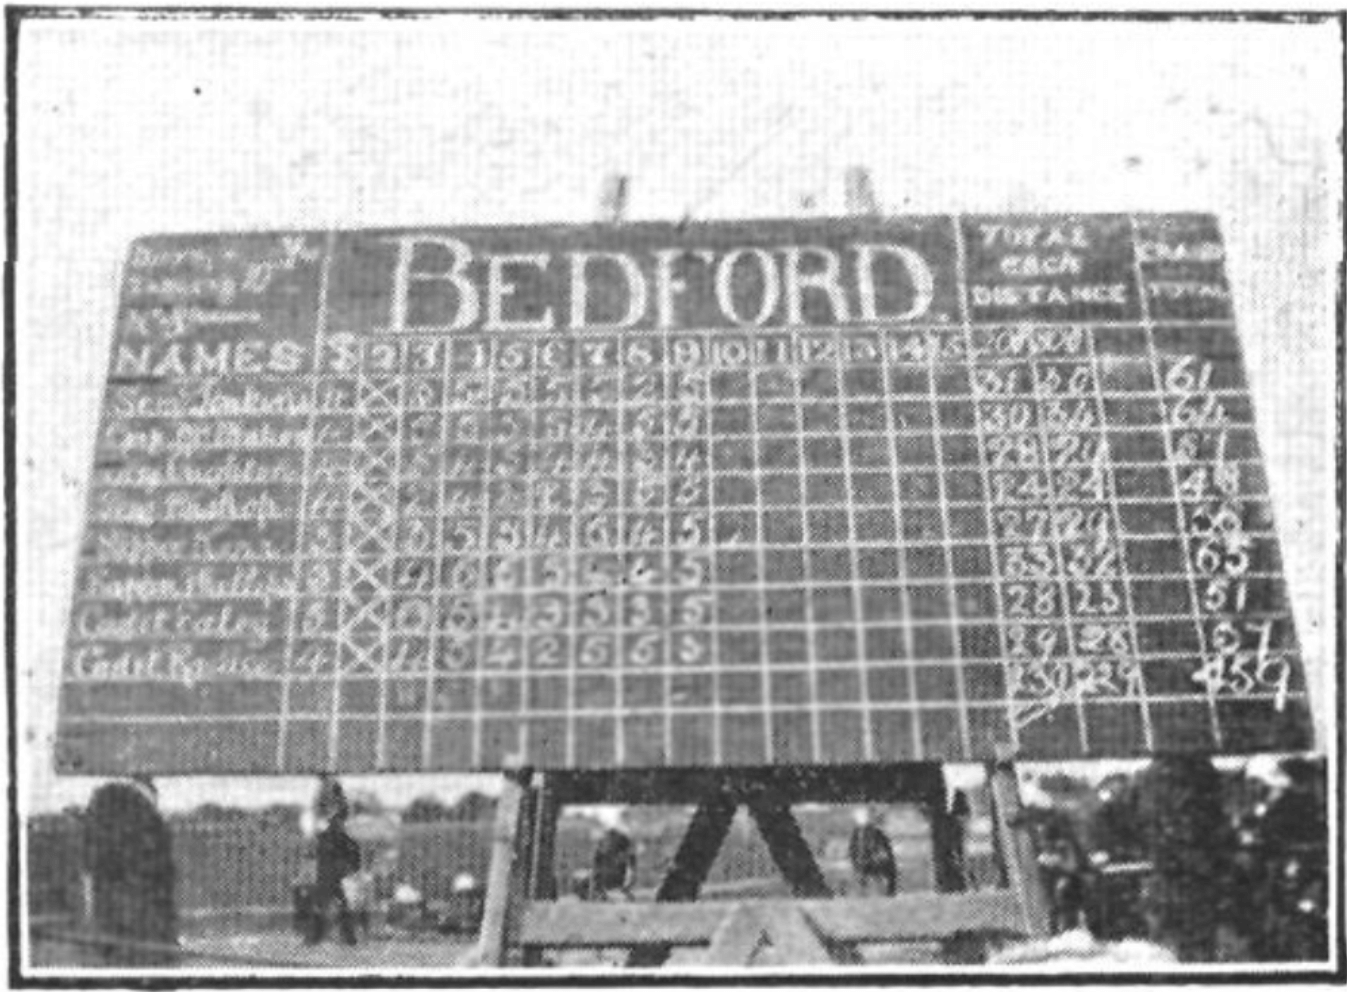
[55,215,1314,774]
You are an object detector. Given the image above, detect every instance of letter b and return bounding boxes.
[381,235,480,332]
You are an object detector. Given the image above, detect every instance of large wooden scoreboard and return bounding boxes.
[55,215,1314,774]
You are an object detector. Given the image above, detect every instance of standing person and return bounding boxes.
[931,790,971,893]
[305,810,361,946]
[313,772,350,827]
[1035,814,1090,933]
[848,807,898,896]
[82,776,178,966]
[1135,755,1231,962]
[589,809,636,900]
[1249,757,1328,961]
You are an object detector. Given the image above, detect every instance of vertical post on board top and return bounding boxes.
[599,173,630,224]
[843,165,879,216]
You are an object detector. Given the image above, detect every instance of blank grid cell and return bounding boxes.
[60,218,1313,777]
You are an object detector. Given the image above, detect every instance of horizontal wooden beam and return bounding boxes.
[524,901,717,948]
[806,892,1026,942]
[521,892,1027,949]
[543,764,948,806]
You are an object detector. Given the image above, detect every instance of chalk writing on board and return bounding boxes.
[54,216,1313,774]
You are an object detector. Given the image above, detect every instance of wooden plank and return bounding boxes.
[651,790,739,904]
[521,774,562,966]
[806,892,1027,941]
[475,771,533,967]
[549,764,949,806]
[758,905,839,966]
[525,901,727,948]
[703,903,837,967]
[544,768,725,805]
[704,904,773,966]
[745,794,831,898]
[522,893,1030,949]
[987,754,1052,939]
[529,775,561,901]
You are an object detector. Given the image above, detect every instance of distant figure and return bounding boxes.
[932,790,971,893]
[1256,757,1325,853]
[1247,757,1328,961]
[342,868,375,939]
[439,873,484,935]
[589,809,636,900]
[1135,755,1230,962]
[292,850,318,936]
[1036,814,1089,934]
[82,777,178,966]
[848,807,898,896]
[389,879,430,928]
[305,810,362,946]
[313,773,350,828]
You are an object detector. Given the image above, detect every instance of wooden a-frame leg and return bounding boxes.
[744,793,831,898]
[626,789,739,968]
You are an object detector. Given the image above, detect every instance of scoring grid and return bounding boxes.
[56,216,1313,772]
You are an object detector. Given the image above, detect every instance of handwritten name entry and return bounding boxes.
[55,216,1312,774]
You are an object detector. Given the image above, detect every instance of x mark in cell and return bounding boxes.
[341,597,389,636]
[357,379,401,411]
[346,504,394,532]
[342,555,391,589]
[337,635,383,673]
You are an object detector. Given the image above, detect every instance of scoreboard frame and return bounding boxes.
[55,214,1314,774]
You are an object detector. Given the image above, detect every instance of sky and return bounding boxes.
[13,14,1341,814]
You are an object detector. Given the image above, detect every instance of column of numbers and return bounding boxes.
[385,340,445,734]
[572,342,621,691]
[974,347,1076,738]
[479,338,534,728]
[1036,334,1144,745]
[434,337,488,694]
[1158,338,1298,710]
[619,340,669,762]
[526,339,578,711]
[710,365,765,763]
[292,361,355,680]
[667,355,714,762]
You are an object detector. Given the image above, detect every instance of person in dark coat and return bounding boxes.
[848,807,898,896]
[1035,813,1090,933]
[313,773,350,826]
[305,810,361,946]
[932,790,971,893]
[589,811,636,900]
[1135,755,1231,961]
[82,777,178,966]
